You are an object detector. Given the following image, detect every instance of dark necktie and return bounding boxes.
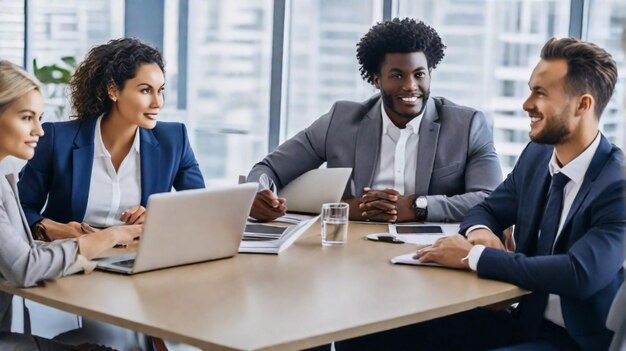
[518,171,570,335]
[536,172,570,255]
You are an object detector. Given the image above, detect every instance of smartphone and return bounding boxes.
[395,225,443,234]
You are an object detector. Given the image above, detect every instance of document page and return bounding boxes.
[390,253,444,268]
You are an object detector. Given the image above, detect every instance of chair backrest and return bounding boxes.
[607,261,626,351]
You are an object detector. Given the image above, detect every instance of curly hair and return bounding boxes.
[357,18,446,85]
[69,37,165,120]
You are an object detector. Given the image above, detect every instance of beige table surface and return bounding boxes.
[0,221,527,350]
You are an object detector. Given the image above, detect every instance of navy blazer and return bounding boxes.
[18,117,206,227]
[460,135,625,350]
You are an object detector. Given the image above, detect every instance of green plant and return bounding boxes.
[32,56,77,119]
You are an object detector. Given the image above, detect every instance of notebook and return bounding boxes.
[239,216,319,254]
[96,183,257,274]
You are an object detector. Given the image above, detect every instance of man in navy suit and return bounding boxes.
[335,38,625,351]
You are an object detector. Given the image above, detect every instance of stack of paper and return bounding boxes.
[390,253,444,267]
[239,216,319,254]
[274,213,317,225]
[242,224,288,241]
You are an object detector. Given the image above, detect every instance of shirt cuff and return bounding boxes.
[467,245,486,271]
[64,246,97,276]
[465,225,492,237]
[257,173,277,194]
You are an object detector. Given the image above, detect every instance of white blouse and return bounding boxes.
[83,116,142,228]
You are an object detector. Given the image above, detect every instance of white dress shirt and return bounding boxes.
[467,132,602,327]
[83,116,142,228]
[371,102,423,195]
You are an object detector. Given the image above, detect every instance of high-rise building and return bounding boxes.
[186,0,273,182]
[285,0,379,136]
[0,0,24,65]
[587,1,626,150]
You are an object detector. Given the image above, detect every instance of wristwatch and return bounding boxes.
[32,221,50,242]
[413,196,428,222]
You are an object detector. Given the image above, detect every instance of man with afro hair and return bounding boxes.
[247,18,502,223]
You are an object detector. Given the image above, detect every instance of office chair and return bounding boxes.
[607,261,626,351]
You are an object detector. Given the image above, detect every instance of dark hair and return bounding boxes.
[356,18,446,85]
[69,37,165,119]
[540,37,617,119]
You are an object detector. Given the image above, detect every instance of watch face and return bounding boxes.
[415,197,428,209]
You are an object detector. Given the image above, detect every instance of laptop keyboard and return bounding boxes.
[113,259,135,268]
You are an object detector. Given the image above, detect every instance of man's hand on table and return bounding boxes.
[355,188,417,223]
[414,234,473,270]
[466,228,506,250]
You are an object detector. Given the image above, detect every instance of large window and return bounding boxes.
[4,0,621,183]
[398,0,571,174]
[30,0,124,67]
[586,0,626,149]
[185,0,273,183]
[0,0,24,65]
[30,0,124,121]
[283,0,380,138]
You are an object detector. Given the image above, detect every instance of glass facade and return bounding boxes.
[185,0,273,183]
[398,0,571,174]
[1,0,622,183]
[0,0,24,65]
[586,0,626,150]
[284,0,380,137]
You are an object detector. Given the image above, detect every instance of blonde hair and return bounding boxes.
[0,60,41,114]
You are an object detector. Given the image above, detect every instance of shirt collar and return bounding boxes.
[94,115,141,158]
[380,101,422,137]
[548,132,601,185]
[131,126,141,153]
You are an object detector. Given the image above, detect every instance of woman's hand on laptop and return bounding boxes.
[250,189,287,222]
[111,224,143,245]
[77,225,143,260]
[120,206,146,224]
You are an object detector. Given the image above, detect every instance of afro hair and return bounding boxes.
[356,18,446,85]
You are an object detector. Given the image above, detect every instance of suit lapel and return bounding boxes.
[414,98,439,195]
[353,99,383,196]
[555,136,612,249]
[5,174,32,242]
[140,128,160,206]
[71,119,97,221]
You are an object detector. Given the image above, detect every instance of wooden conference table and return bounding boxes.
[0,221,527,350]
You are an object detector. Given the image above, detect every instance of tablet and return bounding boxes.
[395,225,443,234]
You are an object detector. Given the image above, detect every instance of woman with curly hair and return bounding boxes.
[0,59,141,349]
[18,37,205,241]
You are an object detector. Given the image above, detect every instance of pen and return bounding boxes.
[376,235,404,244]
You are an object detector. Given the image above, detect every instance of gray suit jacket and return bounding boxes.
[0,174,77,331]
[248,95,502,222]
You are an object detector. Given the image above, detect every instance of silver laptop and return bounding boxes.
[96,183,257,274]
[278,167,352,214]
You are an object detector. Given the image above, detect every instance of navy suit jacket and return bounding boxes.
[18,117,206,227]
[460,135,625,350]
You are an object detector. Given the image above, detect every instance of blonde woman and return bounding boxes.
[0,60,140,349]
